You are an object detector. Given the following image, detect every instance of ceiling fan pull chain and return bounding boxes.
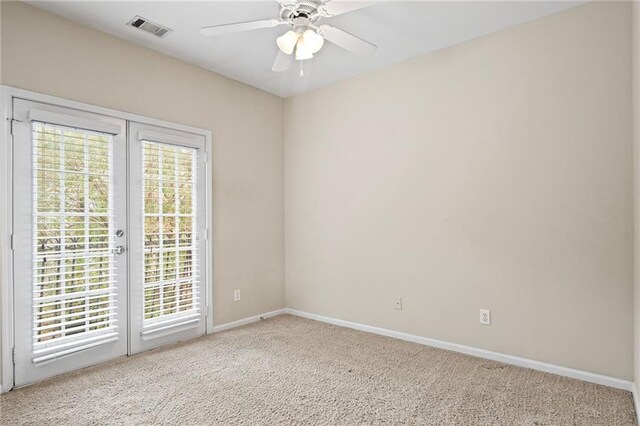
[300,61,304,78]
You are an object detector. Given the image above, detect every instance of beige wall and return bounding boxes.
[0,0,285,340]
[634,0,640,394]
[285,1,634,380]
[0,0,3,389]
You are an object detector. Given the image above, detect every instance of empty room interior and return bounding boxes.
[1,0,640,424]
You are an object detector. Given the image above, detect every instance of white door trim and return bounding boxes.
[0,85,214,392]
[0,86,15,393]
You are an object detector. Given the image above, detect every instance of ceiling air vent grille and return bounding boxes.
[127,16,172,38]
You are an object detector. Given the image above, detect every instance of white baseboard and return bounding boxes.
[284,308,634,392]
[210,308,286,333]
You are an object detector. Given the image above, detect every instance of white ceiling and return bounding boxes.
[27,1,584,98]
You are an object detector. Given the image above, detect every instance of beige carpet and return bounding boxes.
[0,314,636,425]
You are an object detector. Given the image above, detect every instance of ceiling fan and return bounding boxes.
[200,0,378,72]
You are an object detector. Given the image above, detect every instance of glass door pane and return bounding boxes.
[142,142,199,323]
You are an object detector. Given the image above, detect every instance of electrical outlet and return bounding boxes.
[479,309,491,325]
[394,297,402,310]
[233,289,241,302]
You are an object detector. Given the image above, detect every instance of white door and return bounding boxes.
[128,123,206,354]
[13,99,128,386]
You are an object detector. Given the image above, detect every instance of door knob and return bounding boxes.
[113,245,126,256]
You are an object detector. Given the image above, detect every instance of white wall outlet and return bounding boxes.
[479,309,491,325]
[233,289,241,302]
[394,297,402,310]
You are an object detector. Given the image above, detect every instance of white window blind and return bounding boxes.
[141,141,200,333]
[31,122,118,363]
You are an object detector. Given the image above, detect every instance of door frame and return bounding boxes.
[0,85,214,393]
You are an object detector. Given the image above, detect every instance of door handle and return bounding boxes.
[113,245,126,256]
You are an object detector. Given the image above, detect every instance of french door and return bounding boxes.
[128,123,206,353]
[12,99,207,387]
[13,99,128,386]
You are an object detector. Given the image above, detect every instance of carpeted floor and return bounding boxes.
[0,314,636,425]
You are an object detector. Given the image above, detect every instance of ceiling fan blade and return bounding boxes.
[200,19,283,37]
[318,25,376,55]
[318,0,377,17]
[272,51,293,72]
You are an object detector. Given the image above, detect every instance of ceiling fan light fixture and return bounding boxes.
[303,29,324,54]
[295,38,314,60]
[201,0,378,73]
[277,30,299,55]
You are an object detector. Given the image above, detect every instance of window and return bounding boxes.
[142,141,199,322]
[31,122,118,363]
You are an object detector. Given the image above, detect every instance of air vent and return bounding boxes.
[127,15,172,38]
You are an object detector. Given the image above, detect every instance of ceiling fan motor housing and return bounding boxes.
[280,0,322,28]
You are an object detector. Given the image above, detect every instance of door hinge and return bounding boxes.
[10,234,14,251]
[8,118,22,136]
[12,347,16,365]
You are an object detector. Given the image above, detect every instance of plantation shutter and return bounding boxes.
[30,115,120,363]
